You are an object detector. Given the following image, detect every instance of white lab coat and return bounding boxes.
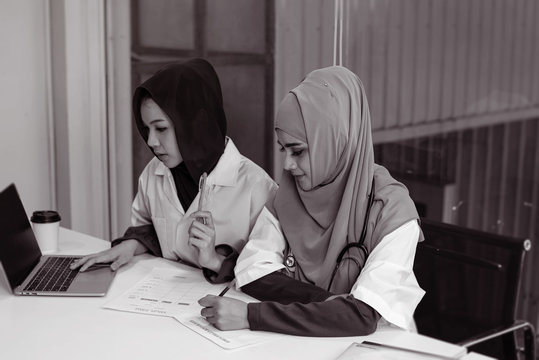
[235,209,424,331]
[130,138,277,268]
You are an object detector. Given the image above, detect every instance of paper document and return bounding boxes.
[363,327,467,360]
[335,341,462,360]
[175,315,275,350]
[103,267,222,317]
[173,284,273,349]
[104,267,270,349]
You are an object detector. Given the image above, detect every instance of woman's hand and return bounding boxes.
[198,295,249,330]
[69,239,141,272]
[189,211,223,271]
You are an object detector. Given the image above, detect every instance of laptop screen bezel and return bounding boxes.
[0,184,43,290]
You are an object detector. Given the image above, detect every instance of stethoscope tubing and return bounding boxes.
[327,178,375,291]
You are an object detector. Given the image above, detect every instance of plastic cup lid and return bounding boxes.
[31,210,61,223]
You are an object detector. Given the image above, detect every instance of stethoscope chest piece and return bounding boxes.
[285,254,296,272]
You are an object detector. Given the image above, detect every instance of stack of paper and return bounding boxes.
[336,341,466,360]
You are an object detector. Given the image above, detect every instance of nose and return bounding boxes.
[283,154,297,171]
[147,129,159,149]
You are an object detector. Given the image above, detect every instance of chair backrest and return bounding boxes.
[414,218,531,357]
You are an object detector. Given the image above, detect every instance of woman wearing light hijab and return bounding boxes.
[199,65,424,335]
[71,59,277,283]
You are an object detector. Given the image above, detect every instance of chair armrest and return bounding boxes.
[458,320,536,360]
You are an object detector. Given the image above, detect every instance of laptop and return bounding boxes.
[0,183,116,296]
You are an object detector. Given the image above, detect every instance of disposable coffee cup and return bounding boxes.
[31,210,61,254]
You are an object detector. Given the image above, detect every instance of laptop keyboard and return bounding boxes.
[24,256,81,292]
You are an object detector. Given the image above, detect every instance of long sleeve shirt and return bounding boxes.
[114,138,277,282]
[242,271,381,336]
[235,208,424,332]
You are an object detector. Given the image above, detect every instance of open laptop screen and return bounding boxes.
[0,184,42,290]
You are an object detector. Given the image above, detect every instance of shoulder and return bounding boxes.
[373,165,410,199]
[238,155,275,186]
[237,158,278,201]
[372,164,416,214]
[225,139,276,190]
[367,165,420,246]
[218,138,277,194]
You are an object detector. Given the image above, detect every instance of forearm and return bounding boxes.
[111,225,161,257]
[132,239,149,255]
[247,295,380,337]
[241,271,332,304]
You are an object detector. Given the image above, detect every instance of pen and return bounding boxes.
[197,172,208,225]
[218,279,236,297]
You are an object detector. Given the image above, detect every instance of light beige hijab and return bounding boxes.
[274,66,419,293]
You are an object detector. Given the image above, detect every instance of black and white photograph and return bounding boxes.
[1,1,538,359]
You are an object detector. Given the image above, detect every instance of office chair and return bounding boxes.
[414,218,536,360]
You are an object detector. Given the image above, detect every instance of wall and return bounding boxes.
[274,0,335,179]
[343,0,539,142]
[0,1,54,215]
[0,0,131,240]
[54,0,110,239]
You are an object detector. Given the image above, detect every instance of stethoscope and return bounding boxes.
[326,178,375,291]
[284,178,376,291]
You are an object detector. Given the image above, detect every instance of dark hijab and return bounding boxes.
[132,59,227,209]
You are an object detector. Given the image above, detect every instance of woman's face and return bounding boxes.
[276,128,312,191]
[140,98,183,168]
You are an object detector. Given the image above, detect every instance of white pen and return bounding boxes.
[197,172,208,224]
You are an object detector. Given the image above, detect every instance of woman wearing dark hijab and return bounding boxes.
[199,65,424,334]
[71,59,277,283]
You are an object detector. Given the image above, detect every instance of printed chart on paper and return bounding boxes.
[103,266,270,349]
[103,267,221,317]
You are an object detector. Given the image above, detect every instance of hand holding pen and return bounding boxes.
[198,279,248,330]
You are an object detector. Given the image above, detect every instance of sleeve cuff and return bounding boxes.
[111,225,162,257]
[247,302,261,330]
[203,244,238,284]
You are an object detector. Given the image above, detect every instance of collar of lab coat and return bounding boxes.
[154,137,241,187]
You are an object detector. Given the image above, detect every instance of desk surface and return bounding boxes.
[0,227,494,360]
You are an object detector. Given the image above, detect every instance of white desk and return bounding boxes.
[0,228,494,360]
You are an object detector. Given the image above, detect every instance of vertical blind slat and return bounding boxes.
[467,0,482,116]
[440,0,457,120]
[412,0,429,124]
[452,0,470,118]
[533,0,539,103]
[475,0,493,115]
[513,122,527,238]
[382,0,402,129]
[481,126,494,230]
[497,124,511,234]
[369,0,389,128]
[426,0,443,122]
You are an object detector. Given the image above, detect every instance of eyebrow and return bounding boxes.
[277,141,304,148]
[149,119,168,125]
